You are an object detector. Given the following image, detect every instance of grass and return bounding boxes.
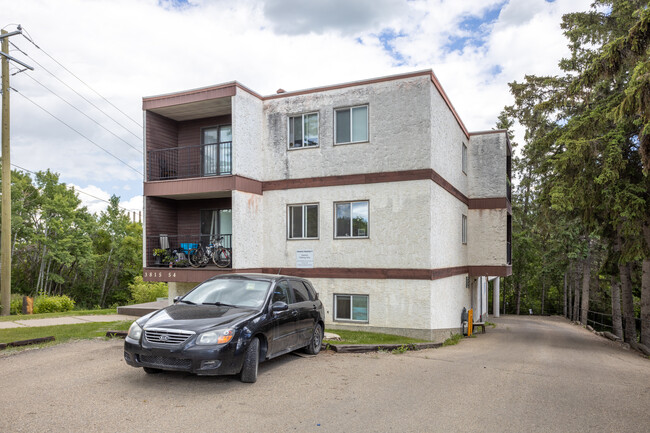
[485,321,497,328]
[0,308,118,322]
[323,329,428,345]
[0,321,133,352]
[442,333,463,346]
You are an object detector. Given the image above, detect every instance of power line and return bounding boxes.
[9,41,142,142]
[10,163,141,212]
[20,30,143,129]
[21,72,142,154]
[11,86,143,176]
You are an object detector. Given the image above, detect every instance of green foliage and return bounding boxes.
[33,294,75,314]
[323,329,427,345]
[442,333,463,347]
[129,276,168,304]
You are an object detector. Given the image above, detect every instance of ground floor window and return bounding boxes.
[334,294,369,322]
[288,204,318,239]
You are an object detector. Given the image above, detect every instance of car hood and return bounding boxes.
[141,304,259,333]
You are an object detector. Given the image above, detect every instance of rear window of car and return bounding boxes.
[290,280,312,302]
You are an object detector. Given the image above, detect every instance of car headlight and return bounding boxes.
[196,329,234,345]
[127,322,143,340]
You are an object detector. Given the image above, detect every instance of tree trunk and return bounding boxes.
[541,279,546,316]
[562,271,567,317]
[44,259,52,295]
[573,261,581,321]
[611,275,624,339]
[641,223,650,347]
[580,242,592,326]
[99,247,114,308]
[36,245,47,294]
[515,281,521,315]
[620,262,637,343]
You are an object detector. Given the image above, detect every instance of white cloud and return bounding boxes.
[6,0,595,175]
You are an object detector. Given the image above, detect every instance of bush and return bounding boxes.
[0,294,33,315]
[33,294,76,314]
[129,276,168,304]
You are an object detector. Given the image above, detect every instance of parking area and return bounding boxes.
[1,316,649,432]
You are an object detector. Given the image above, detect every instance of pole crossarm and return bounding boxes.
[0,51,34,71]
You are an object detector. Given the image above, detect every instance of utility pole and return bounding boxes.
[1,26,33,315]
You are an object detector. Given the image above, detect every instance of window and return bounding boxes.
[288,113,319,149]
[272,281,292,304]
[202,125,232,175]
[334,201,368,238]
[288,204,319,239]
[334,294,368,322]
[462,214,467,244]
[462,143,468,174]
[335,105,368,144]
[289,280,312,302]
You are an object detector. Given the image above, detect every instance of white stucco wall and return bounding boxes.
[261,180,433,269]
[232,190,264,268]
[467,208,508,265]
[262,75,432,181]
[430,84,469,197]
[430,182,468,268]
[429,274,471,329]
[232,90,264,180]
[467,132,507,199]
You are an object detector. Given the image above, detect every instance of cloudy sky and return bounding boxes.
[4,0,593,215]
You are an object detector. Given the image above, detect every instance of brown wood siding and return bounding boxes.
[176,198,232,234]
[144,175,263,197]
[177,115,231,147]
[146,197,178,237]
[146,111,177,151]
[143,84,237,109]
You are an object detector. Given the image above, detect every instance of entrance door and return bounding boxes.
[202,125,232,176]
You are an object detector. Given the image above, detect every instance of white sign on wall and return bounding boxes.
[296,250,314,268]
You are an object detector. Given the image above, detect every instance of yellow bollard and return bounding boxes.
[467,308,473,337]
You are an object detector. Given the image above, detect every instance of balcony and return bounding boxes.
[146,234,232,268]
[147,142,232,181]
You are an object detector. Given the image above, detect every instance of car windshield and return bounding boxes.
[181,278,271,309]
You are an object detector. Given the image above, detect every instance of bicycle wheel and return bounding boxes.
[188,248,204,268]
[213,247,231,268]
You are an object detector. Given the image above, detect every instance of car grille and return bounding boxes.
[144,328,194,345]
[139,355,192,369]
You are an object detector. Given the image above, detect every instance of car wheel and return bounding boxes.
[240,337,259,383]
[305,323,323,355]
[143,367,163,374]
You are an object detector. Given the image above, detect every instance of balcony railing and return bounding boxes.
[147,142,232,181]
[146,234,232,268]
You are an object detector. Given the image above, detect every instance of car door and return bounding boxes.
[289,279,317,346]
[268,280,297,357]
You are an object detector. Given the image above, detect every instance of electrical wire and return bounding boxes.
[9,41,142,142]
[11,86,143,176]
[20,72,143,154]
[19,29,143,129]
[10,163,141,213]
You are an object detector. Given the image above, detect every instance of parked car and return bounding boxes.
[124,274,325,383]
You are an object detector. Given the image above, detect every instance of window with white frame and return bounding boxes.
[462,143,468,174]
[335,105,368,144]
[462,214,467,244]
[334,201,368,238]
[288,113,319,149]
[288,204,319,239]
[334,294,368,322]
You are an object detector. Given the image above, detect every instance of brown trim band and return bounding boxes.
[264,168,471,206]
[144,175,263,197]
[469,197,512,213]
[143,265,512,283]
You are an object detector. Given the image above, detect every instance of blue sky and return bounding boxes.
[4,0,593,214]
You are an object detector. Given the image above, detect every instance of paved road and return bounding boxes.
[0,314,138,329]
[1,315,648,432]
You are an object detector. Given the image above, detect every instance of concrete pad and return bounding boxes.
[70,315,138,323]
[14,317,87,327]
[0,322,26,329]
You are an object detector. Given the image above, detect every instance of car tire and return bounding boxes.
[143,367,163,374]
[305,323,323,355]
[240,337,259,383]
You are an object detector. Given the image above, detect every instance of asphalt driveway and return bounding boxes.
[1,315,648,432]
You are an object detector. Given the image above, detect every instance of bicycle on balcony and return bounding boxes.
[188,236,231,268]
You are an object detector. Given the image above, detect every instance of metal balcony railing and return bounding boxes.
[147,142,232,181]
[147,234,232,268]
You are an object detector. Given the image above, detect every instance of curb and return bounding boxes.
[326,342,442,353]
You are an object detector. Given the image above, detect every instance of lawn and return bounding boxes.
[0,309,118,322]
[0,321,132,351]
[323,329,428,345]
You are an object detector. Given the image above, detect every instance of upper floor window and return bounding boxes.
[335,200,369,238]
[462,214,467,244]
[288,113,319,149]
[335,105,368,144]
[462,143,468,174]
[288,204,319,239]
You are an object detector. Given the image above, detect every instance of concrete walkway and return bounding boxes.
[0,314,138,329]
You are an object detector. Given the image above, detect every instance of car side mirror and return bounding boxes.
[174,296,180,303]
[271,301,289,313]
